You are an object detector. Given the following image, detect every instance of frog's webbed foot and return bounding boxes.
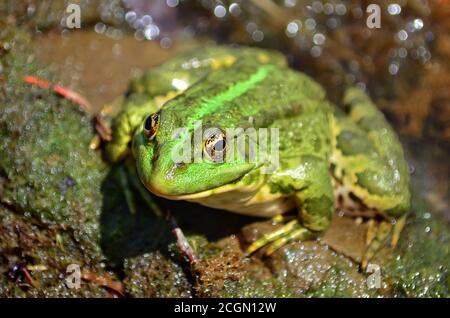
[361,215,406,269]
[246,218,316,256]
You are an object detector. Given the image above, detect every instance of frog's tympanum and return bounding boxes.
[106,46,410,267]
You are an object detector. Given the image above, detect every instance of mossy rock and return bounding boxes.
[0,30,107,261]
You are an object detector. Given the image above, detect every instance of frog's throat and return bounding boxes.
[153,172,267,201]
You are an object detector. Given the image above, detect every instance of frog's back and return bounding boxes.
[129,46,287,96]
[157,58,332,147]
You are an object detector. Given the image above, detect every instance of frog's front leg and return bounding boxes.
[106,96,159,163]
[247,155,334,255]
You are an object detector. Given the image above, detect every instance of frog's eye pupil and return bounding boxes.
[203,129,226,163]
[144,116,153,131]
[143,113,159,139]
[213,140,225,151]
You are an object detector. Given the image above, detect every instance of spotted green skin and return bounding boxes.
[106,46,410,236]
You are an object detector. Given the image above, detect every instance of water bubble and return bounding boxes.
[413,18,424,30]
[166,0,179,8]
[388,3,402,15]
[313,33,326,45]
[229,3,241,16]
[305,18,317,30]
[417,46,427,56]
[323,3,334,15]
[141,14,153,26]
[335,3,347,15]
[312,1,323,13]
[114,7,125,20]
[326,17,338,29]
[310,46,322,57]
[144,24,160,40]
[246,22,258,33]
[284,0,297,8]
[422,51,431,62]
[406,21,416,33]
[134,29,145,41]
[398,47,408,58]
[132,18,144,30]
[160,37,173,49]
[397,29,408,41]
[94,22,107,34]
[352,6,363,18]
[214,5,227,18]
[125,11,137,24]
[252,30,264,42]
[286,20,301,37]
[389,62,400,75]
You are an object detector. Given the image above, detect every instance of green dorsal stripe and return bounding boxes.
[187,64,274,129]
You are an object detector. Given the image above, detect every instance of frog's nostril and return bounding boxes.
[152,143,164,162]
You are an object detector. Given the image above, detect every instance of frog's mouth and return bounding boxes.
[134,138,256,199]
[151,174,265,201]
[145,161,268,202]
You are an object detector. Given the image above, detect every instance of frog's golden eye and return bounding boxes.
[203,129,226,163]
[143,113,159,140]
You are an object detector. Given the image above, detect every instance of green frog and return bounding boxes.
[106,46,410,267]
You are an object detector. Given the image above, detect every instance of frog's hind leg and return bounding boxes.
[337,87,411,216]
[331,87,411,266]
[362,215,406,269]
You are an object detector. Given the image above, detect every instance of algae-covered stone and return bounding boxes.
[0,206,111,297]
[378,197,450,297]
[124,251,191,298]
[0,27,107,260]
[0,27,114,296]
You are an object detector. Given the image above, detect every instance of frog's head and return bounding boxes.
[132,108,256,198]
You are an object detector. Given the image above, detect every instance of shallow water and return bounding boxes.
[33,30,195,110]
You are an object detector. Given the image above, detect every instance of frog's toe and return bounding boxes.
[116,165,137,215]
[246,219,315,256]
[264,226,314,256]
[390,215,406,249]
[361,215,406,269]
